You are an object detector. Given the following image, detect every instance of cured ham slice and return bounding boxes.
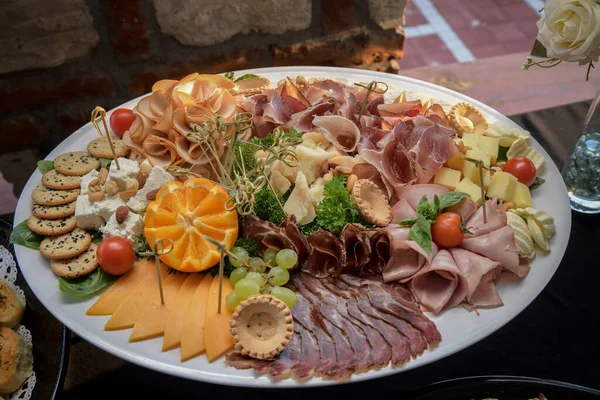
[410,249,469,314]
[362,229,392,275]
[279,215,310,267]
[242,215,284,249]
[337,93,358,121]
[287,101,335,132]
[423,104,451,127]
[408,125,459,172]
[302,230,343,278]
[398,184,449,210]
[448,248,500,304]
[141,134,179,167]
[468,267,504,309]
[461,226,529,278]
[352,163,393,200]
[339,224,371,274]
[445,197,478,221]
[313,115,361,153]
[466,198,507,237]
[263,92,290,124]
[383,226,438,283]
[378,100,422,117]
[390,199,416,222]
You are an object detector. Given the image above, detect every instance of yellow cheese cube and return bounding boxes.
[511,181,533,208]
[434,167,462,191]
[445,152,464,171]
[479,136,500,164]
[461,133,481,149]
[483,171,492,191]
[465,148,491,167]
[462,160,489,186]
[487,171,517,201]
[455,178,483,205]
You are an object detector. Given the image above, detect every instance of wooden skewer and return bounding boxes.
[91,106,120,170]
[151,238,174,305]
[461,156,488,223]
[201,234,228,315]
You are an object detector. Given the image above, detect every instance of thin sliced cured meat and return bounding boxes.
[410,249,469,314]
[337,93,358,121]
[268,323,303,380]
[242,215,285,249]
[352,162,393,200]
[466,266,504,309]
[362,229,392,275]
[313,115,361,153]
[302,230,343,278]
[339,224,371,274]
[445,197,478,221]
[383,226,438,283]
[461,226,529,278]
[263,92,290,124]
[423,104,451,127]
[408,125,459,171]
[291,323,321,380]
[226,352,272,372]
[378,100,422,117]
[288,101,335,132]
[279,215,310,267]
[398,184,449,210]
[391,199,416,222]
[466,198,507,237]
[449,248,500,303]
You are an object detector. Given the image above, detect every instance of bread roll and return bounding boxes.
[0,280,25,328]
[0,327,33,395]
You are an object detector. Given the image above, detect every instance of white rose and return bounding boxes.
[536,0,600,64]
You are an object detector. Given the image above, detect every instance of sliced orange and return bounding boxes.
[144,178,238,272]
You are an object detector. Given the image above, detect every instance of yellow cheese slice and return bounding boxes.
[129,272,188,342]
[180,274,213,362]
[104,262,169,331]
[162,273,205,351]
[86,259,153,316]
[204,276,235,362]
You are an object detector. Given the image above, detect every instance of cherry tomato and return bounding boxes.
[431,212,464,249]
[503,156,537,186]
[109,108,136,138]
[97,236,135,276]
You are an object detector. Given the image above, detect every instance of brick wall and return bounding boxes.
[0,0,407,158]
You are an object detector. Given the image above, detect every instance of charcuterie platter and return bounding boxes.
[11,67,570,387]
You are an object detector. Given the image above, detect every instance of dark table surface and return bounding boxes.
[3,101,599,399]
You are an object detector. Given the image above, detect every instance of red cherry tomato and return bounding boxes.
[97,236,135,276]
[503,156,537,186]
[109,108,136,138]
[431,212,464,249]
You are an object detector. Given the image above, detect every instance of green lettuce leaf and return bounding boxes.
[497,146,510,163]
[99,158,112,169]
[529,176,546,191]
[9,220,43,250]
[58,268,116,297]
[37,160,54,174]
[235,74,259,82]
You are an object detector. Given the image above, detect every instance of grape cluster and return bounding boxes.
[225,247,298,310]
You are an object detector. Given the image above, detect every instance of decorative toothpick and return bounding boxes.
[354,81,389,127]
[462,156,488,223]
[91,106,120,170]
[201,235,229,314]
[138,238,174,305]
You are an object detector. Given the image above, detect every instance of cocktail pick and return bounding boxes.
[138,238,174,305]
[354,80,389,127]
[201,235,230,314]
[91,106,120,170]
[462,156,489,223]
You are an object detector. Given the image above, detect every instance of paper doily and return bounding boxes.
[0,245,36,399]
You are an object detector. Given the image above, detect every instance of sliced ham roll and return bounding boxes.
[382,226,437,283]
[391,199,416,222]
[410,249,468,314]
[466,198,507,237]
[302,230,343,278]
[397,184,448,209]
[313,115,361,153]
[461,226,530,278]
[445,197,478,221]
[448,248,501,304]
[468,266,504,309]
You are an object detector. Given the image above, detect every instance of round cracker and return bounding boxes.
[87,137,130,159]
[32,201,76,220]
[54,151,100,176]
[27,215,77,236]
[40,228,91,260]
[32,185,80,206]
[51,243,98,278]
[42,169,81,190]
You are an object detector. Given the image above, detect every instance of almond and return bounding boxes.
[136,172,148,189]
[120,189,137,201]
[146,188,159,201]
[115,205,129,224]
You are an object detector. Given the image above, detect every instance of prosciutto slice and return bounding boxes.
[242,215,285,249]
[313,115,361,153]
[279,215,311,267]
[461,226,529,278]
[339,224,371,274]
[410,249,469,314]
[408,125,459,172]
[302,230,343,278]
[466,198,507,237]
[383,226,438,283]
[287,101,335,132]
[380,140,417,195]
[362,229,392,275]
[423,104,451,127]
[263,92,290,124]
[377,100,422,117]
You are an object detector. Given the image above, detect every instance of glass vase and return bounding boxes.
[561,87,600,213]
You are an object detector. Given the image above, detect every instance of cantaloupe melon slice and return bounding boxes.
[180,274,213,362]
[86,259,153,316]
[162,273,205,351]
[204,276,235,362]
[104,261,169,331]
[129,272,188,342]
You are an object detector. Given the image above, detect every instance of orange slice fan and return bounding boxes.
[144,178,238,272]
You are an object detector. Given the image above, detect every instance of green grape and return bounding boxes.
[234,279,261,300]
[271,286,297,308]
[249,257,266,270]
[229,247,249,268]
[245,271,266,286]
[263,248,278,266]
[226,291,241,310]
[276,249,298,270]
[267,266,290,286]
[229,267,248,286]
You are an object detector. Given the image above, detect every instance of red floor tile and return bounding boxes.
[502,39,535,54]
[502,2,541,20]
[470,43,506,59]
[455,26,497,47]
[444,9,477,30]
[431,0,470,14]
[404,1,427,27]
[516,19,541,38]
[489,21,527,42]
[404,34,456,67]
[465,0,509,24]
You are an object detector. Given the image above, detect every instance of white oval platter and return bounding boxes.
[13,66,571,388]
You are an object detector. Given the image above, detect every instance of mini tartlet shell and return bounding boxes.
[450,102,488,136]
[230,295,293,360]
[230,77,271,96]
[352,179,392,227]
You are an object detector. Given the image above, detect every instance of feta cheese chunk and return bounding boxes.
[100,210,144,243]
[95,194,127,222]
[75,195,105,230]
[127,166,175,213]
[108,157,140,191]
[80,170,99,195]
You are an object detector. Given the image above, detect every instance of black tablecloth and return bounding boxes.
[4,101,600,399]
